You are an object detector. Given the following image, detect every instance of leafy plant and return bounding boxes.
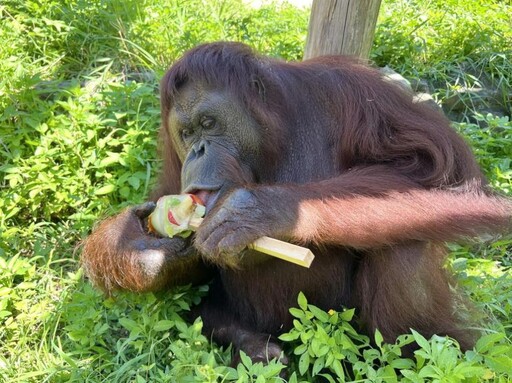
[278,294,512,382]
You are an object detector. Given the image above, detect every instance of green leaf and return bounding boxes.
[118,317,140,333]
[325,353,334,367]
[262,363,286,378]
[153,320,174,332]
[374,329,384,348]
[381,365,398,382]
[288,372,298,383]
[418,365,441,379]
[128,175,141,189]
[297,292,308,310]
[312,356,325,376]
[279,332,300,342]
[298,352,310,375]
[411,329,431,353]
[310,338,321,356]
[239,351,252,368]
[317,345,330,357]
[293,319,304,331]
[400,369,420,381]
[0,310,12,319]
[300,330,314,343]
[484,354,512,373]
[98,152,121,167]
[308,304,329,322]
[340,308,355,322]
[390,358,415,369]
[331,359,344,378]
[475,333,504,353]
[294,343,307,355]
[94,184,116,195]
[289,307,305,319]
[453,365,488,378]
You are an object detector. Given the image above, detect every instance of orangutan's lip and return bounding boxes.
[183,185,222,213]
[203,190,221,213]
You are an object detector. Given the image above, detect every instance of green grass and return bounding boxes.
[1,0,511,381]
[373,0,512,118]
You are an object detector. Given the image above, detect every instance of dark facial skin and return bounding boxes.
[168,82,305,269]
[167,82,299,268]
[169,82,261,203]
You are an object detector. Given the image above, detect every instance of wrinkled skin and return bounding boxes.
[81,42,512,368]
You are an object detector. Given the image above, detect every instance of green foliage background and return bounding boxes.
[0,0,511,381]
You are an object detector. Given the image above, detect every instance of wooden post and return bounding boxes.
[304,0,382,60]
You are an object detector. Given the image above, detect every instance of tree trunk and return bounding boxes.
[304,0,382,60]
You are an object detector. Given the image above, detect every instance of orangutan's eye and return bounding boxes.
[181,128,193,140]
[200,116,215,129]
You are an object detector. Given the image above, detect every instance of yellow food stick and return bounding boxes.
[189,217,315,268]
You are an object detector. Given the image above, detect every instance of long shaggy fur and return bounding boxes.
[81,42,511,354]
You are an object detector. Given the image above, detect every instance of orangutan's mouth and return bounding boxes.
[185,187,222,214]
